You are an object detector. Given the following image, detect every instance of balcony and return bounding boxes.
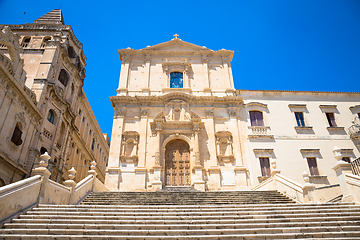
[248,126,274,139]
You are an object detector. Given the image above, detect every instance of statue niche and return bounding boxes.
[120,131,139,164]
[215,131,234,163]
[165,100,191,122]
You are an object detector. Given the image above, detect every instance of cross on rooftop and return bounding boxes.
[173,34,179,39]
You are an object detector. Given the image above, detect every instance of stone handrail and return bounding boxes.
[252,173,304,203]
[0,175,42,224]
[0,153,108,223]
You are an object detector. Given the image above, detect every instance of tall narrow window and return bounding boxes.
[47,110,55,124]
[259,157,270,177]
[325,112,337,127]
[91,138,95,151]
[11,123,23,146]
[249,111,264,126]
[170,72,183,88]
[295,112,305,127]
[58,69,69,87]
[307,157,319,176]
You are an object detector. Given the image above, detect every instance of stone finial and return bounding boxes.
[173,34,179,39]
[270,159,280,176]
[68,167,76,180]
[90,161,97,170]
[88,160,97,177]
[333,146,343,162]
[302,171,310,183]
[39,152,51,167]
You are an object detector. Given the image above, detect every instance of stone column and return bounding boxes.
[105,107,125,190]
[117,56,130,96]
[193,123,205,191]
[205,107,217,167]
[151,124,162,191]
[227,107,243,166]
[202,55,210,89]
[228,107,248,189]
[222,56,231,89]
[145,55,151,88]
[135,107,149,191]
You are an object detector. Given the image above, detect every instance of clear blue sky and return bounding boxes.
[1,0,360,138]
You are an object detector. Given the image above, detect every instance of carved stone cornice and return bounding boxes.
[110,94,243,107]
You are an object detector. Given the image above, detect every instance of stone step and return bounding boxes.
[17,211,360,221]
[2,225,360,236]
[4,220,360,230]
[1,233,360,239]
[24,207,360,216]
[14,214,360,224]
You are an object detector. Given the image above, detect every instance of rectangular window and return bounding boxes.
[325,112,337,127]
[259,157,271,177]
[250,111,264,126]
[307,157,319,176]
[295,112,305,127]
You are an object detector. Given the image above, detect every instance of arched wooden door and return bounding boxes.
[165,140,190,186]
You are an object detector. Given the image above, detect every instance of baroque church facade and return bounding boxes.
[105,35,360,195]
[0,10,110,186]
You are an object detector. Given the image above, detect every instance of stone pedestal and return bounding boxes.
[234,166,248,189]
[193,166,205,191]
[135,167,147,190]
[332,160,355,203]
[105,167,121,190]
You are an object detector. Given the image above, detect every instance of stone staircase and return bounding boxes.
[1,191,360,239]
[81,190,296,205]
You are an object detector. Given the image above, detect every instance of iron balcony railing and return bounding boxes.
[348,116,360,139]
[351,157,360,176]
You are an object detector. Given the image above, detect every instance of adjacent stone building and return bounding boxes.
[0,10,109,186]
[105,35,360,194]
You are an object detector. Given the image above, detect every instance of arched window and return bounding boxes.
[170,72,183,88]
[47,110,55,124]
[11,123,23,146]
[58,69,69,86]
[249,111,264,126]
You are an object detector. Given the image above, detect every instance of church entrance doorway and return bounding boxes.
[165,140,190,186]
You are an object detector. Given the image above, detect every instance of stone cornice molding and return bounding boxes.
[110,94,243,107]
[3,24,84,53]
[243,102,267,108]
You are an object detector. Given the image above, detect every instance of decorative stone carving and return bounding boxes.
[140,107,149,117]
[115,107,126,117]
[14,112,26,128]
[165,100,190,122]
[205,107,214,117]
[120,131,140,163]
[215,131,234,163]
[227,107,237,118]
